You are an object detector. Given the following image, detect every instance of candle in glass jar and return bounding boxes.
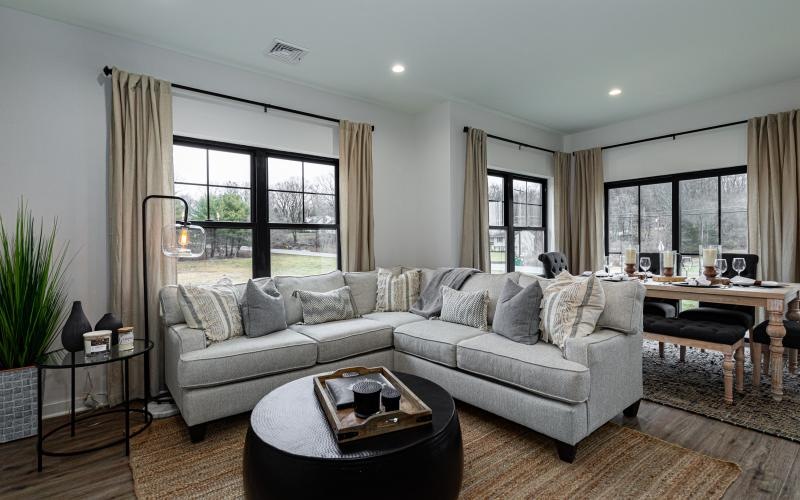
[624,247,637,265]
[702,247,717,266]
[663,251,674,267]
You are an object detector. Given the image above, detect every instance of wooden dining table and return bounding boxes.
[644,281,800,401]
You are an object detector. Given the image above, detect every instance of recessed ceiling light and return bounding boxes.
[608,88,622,96]
[391,63,405,74]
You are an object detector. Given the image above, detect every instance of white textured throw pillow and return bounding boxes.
[440,286,489,331]
[177,279,243,345]
[376,269,421,312]
[540,271,605,352]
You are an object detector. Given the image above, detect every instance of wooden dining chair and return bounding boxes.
[750,319,800,386]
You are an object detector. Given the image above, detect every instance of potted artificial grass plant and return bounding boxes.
[0,202,69,443]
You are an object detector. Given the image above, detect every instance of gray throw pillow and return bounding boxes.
[240,279,288,337]
[440,286,489,331]
[492,279,542,345]
[292,286,359,325]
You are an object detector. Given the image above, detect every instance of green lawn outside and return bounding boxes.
[178,254,337,285]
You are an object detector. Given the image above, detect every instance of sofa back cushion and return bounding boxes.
[160,276,274,327]
[597,280,645,335]
[460,272,520,324]
[275,270,346,325]
[344,271,378,314]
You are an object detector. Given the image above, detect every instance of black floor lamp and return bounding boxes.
[141,195,205,405]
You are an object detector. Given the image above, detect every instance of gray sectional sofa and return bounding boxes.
[160,269,645,461]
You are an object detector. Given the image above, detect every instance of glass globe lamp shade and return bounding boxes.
[161,224,205,258]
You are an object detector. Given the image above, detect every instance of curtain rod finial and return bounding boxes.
[103,66,112,76]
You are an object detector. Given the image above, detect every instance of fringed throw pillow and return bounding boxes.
[178,278,243,345]
[376,269,421,312]
[540,271,605,353]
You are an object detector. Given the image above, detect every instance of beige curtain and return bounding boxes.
[556,148,604,274]
[109,68,175,404]
[747,110,800,282]
[460,128,490,271]
[553,152,572,256]
[339,121,375,272]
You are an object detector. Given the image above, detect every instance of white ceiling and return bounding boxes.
[3,0,800,133]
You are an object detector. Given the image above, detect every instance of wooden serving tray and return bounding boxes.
[313,366,433,443]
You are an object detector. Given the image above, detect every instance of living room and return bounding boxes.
[1,1,799,498]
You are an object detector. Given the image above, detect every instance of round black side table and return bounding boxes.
[243,372,463,500]
[35,340,153,471]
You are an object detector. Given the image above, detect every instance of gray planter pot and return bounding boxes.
[0,366,37,443]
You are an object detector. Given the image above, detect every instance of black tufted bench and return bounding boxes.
[643,315,746,404]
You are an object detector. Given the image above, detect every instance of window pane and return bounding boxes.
[268,158,302,191]
[304,194,336,223]
[527,182,542,205]
[488,175,504,227]
[489,201,504,226]
[513,203,525,226]
[173,145,207,184]
[269,191,303,223]
[488,176,504,202]
[270,229,337,276]
[208,150,250,187]
[489,229,507,274]
[304,162,335,194]
[527,205,543,227]
[721,174,747,252]
[514,230,545,274]
[512,179,526,203]
[175,183,208,221]
[208,187,250,222]
[177,229,252,285]
[680,178,718,253]
[607,186,638,253]
[640,182,672,252]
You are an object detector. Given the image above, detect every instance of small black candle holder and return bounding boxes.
[352,380,382,418]
[381,387,401,412]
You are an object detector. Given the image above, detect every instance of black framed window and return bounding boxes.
[488,170,548,274]
[604,166,747,261]
[173,136,339,284]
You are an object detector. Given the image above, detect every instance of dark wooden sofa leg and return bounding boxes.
[623,399,641,418]
[189,423,207,443]
[555,440,577,463]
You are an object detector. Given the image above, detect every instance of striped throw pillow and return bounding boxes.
[376,269,421,312]
[540,271,605,353]
[440,286,489,330]
[292,286,359,325]
[178,280,243,345]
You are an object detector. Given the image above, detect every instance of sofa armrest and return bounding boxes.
[167,324,206,355]
[565,329,643,433]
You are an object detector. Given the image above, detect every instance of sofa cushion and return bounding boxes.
[275,271,346,325]
[540,272,605,351]
[290,318,393,363]
[492,279,542,345]
[344,271,378,314]
[376,269,421,312]
[177,329,317,389]
[292,286,359,325]
[460,272,520,324]
[518,273,552,289]
[178,280,243,344]
[456,333,590,403]
[393,320,485,367]
[597,280,645,335]
[362,311,426,328]
[240,279,287,337]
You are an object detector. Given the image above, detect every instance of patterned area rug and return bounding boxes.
[643,340,800,442]
[129,403,739,499]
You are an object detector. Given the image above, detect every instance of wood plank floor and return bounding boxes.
[1,401,797,499]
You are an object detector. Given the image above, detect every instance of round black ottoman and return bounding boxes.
[243,372,463,500]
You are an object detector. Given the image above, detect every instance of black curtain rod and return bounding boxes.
[102,66,374,131]
[599,120,747,151]
[463,126,556,154]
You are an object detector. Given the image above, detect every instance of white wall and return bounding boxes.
[0,6,419,416]
[564,77,800,181]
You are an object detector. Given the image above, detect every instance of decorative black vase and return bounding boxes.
[95,313,123,345]
[61,301,92,353]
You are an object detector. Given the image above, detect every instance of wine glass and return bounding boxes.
[732,257,746,278]
[681,255,693,277]
[714,258,728,277]
[639,256,651,279]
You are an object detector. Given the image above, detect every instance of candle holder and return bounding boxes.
[624,263,636,276]
[660,250,677,277]
[663,266,674,277]
[703,265,718,280]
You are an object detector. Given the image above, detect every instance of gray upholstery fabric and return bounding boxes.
[275,271,346,325]
[166,325,206,355]
[175,349,394,427]
[240,279,287,337]
[393,319,484,367]
[362,311,426,328]
[159,285,184,326]
[564,329,643,433]
[290,318,393,362]
[344,271,378,314]
[518,273,553,289]
[492,279,542,344]
[461,272,520,323]
[394,351,588,445]
[456,333,590,403]
[597,280,645,335]
[176,329,317,389]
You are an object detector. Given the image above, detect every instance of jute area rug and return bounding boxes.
[130,403,739,499]
[643,340,800,442]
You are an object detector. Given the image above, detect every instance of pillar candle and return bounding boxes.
[662,251,674,267]
[702,247,717,266]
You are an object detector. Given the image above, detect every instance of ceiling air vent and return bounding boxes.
[265,39,309,64]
